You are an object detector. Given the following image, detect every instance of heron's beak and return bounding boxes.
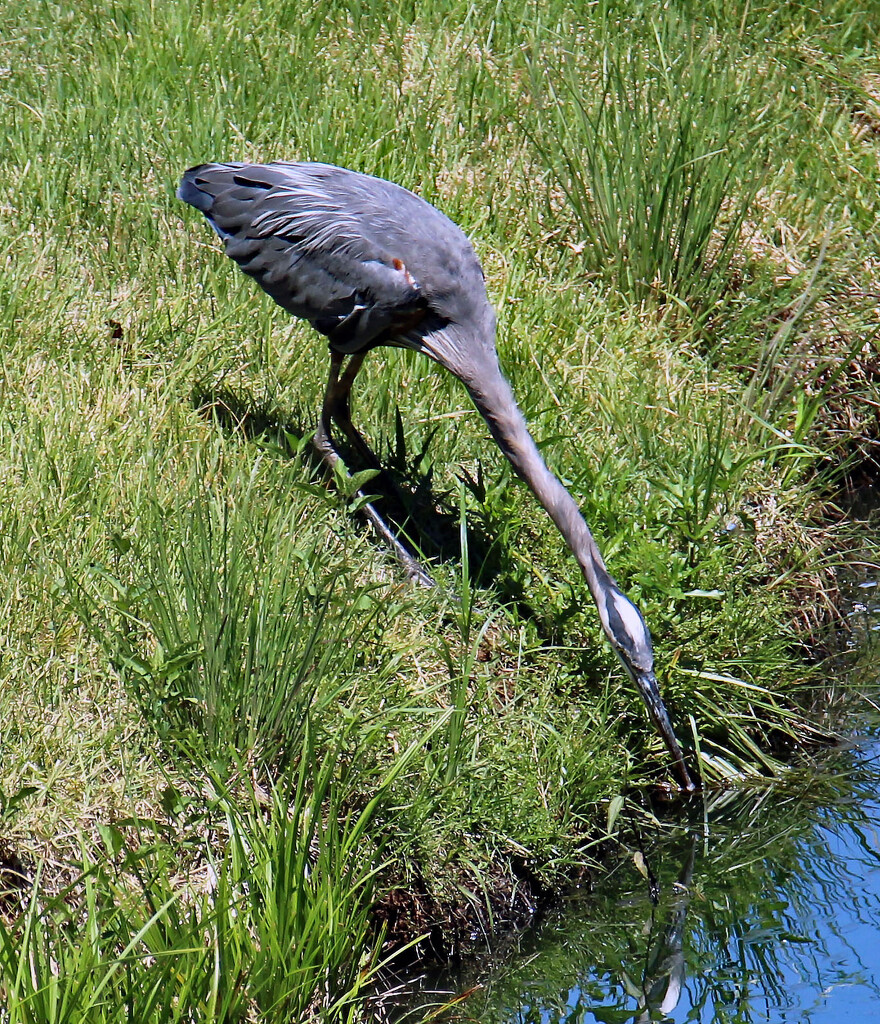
[632,670,698,793]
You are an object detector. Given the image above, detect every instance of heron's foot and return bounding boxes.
[311,435,435,589]
[357,498,436,588]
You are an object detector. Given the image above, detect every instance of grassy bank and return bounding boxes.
[1,0,878,1018]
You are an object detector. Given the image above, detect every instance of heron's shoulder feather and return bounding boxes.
[178,162,490,352]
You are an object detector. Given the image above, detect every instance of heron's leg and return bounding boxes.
[313,352,434,589]
[332,353,430,522]
[314,350,345,461]
[315,351,380,467]
[330,353,385,469]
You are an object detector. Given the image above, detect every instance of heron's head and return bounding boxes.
[594,581,655,681]
[595,582,697,791]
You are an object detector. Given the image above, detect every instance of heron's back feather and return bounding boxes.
[177,162,494,361]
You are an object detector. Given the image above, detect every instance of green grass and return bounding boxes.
[525,5,771,310]
[0,741,425,1023]
[1,0,878,1019]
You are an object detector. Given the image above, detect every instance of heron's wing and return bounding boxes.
[178,163,428,352]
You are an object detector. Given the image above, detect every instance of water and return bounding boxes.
[395,559,880,1023]
[402,738,880,1024]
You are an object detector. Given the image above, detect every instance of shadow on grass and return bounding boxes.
[189,381,544,620]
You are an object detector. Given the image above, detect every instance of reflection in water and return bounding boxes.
[399,740,880,1023]
[632,839,695,1021]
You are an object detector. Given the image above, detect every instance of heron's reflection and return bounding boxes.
[631,839,696,1021]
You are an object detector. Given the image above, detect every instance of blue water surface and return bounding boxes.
[467,739,880,1024]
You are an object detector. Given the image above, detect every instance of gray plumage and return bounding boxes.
[178,160,697,791]
[177,162,493,370]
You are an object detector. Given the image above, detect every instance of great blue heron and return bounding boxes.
[177,161,697,792]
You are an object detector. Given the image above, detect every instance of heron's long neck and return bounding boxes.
[463,362,615,603]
